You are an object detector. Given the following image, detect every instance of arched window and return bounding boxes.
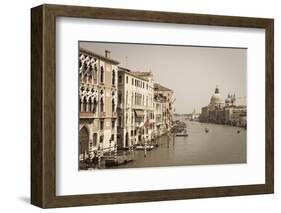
[92,98,97,113]
[82,96,87,112]
[100,66,104,83]
[100,98,104,112]
[93,133,97,146]
[112,69,116,85]
[93,64,98,83]
[79,126,89,156]
[112,99,115,113]
[111,91,115,113]
[89,98,93,113]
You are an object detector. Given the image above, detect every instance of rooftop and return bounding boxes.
[118,67,149,82]
[131,71,153,76]
[154,83,173,92]
[79,48,120,65]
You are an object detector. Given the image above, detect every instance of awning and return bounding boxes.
[134,109,144,117]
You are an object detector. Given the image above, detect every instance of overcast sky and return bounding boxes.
[80,42,247,114]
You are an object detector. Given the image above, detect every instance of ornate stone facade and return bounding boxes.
[79,48,175,160]
[79,49,119,160]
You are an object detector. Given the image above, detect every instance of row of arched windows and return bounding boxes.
[80,93,116,113]
[80,53,117,86]
[80,66,117,87]
[80,97,104,113]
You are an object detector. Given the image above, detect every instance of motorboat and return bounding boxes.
[135,144,154,150]
[176,129,188,137]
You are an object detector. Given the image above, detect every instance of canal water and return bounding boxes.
[110,119,246,169]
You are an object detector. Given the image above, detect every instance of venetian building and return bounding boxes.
[154,94,164,137]
[199,86,246,127]
[132,72,155,142]
[224,94,247,126]
[154,83,174,134]
[225,93,236,107]
[117,68,154,148]
[191,109,200,121]
[200,106,210,122]
[79,48,119,160]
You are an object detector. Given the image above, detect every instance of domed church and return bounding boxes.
[199,86,246,127]
[210,86,225,108]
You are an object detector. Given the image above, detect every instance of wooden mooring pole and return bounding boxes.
[114,143,117,162]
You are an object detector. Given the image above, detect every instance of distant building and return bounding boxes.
[79,49,119,160]
[154,93,164,136]
[131,71,155,143]
[199,86,247,127]
[191,109,200,121]
[154,83,174,134]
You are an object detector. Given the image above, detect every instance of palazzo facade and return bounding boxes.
[79,49,119,160]
[117,68,155,148]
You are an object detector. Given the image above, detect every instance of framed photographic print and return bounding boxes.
[31,4,274,208]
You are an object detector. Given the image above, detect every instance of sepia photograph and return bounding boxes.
[30,4,274,208]
[78,42,247,170]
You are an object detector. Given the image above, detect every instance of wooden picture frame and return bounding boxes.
[31,4,274,208]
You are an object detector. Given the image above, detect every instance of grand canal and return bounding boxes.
[110,119,246,169]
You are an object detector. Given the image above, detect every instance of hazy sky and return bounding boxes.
[80,42,247,114]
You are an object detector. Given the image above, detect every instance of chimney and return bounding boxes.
[105,50,111,58]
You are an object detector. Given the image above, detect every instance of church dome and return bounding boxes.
[210,86,224,105]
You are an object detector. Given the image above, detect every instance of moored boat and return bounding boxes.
[176,129,188,137]
[135,144,154,150]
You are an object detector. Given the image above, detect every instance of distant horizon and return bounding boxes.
[80,42,247,114]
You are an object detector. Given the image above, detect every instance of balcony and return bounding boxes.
[133,104,145,110]
[149,119,155,123]
[80,112,97,119]
[80,78,98,85]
